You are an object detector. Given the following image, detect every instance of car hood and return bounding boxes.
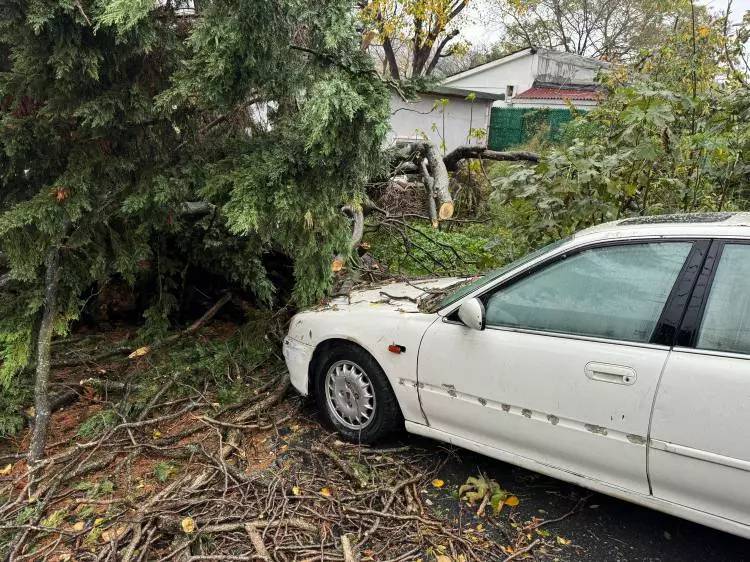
[322,277,471,314]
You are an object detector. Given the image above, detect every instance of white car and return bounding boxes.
[283,212,750,538]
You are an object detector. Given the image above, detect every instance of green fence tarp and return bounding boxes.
[488,107,578,151]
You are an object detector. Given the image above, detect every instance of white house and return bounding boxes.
[387,47,609,153]
[441,46,610,110]
[387,86,503,154]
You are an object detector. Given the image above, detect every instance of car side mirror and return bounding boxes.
[457,297,486,331]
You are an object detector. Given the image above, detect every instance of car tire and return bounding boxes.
[314,343,403,443]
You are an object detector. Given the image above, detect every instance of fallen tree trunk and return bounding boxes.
[395,141,453,223]
[443,145,539,172]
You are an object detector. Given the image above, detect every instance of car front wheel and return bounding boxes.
[314,343,402,443]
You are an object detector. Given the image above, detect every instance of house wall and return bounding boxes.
[388,91,493,153]
[443,53,537,99]
[535,51,604,86]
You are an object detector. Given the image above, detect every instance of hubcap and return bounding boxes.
[324,360,376,430]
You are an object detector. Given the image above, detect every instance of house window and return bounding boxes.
[506,85,515,98]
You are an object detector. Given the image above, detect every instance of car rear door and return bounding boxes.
[649,240,750,524]
[417,239,704,495]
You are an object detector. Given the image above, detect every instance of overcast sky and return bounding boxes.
[462,0,750,46]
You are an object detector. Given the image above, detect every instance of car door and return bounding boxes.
[417,239,700,494]
[650,240,750,524]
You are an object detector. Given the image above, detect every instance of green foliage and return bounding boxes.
[0,0,389,431]
[97,0,155,33]
[493,20,750,246]
[153,462,177,482]
[77,409,118,438]
[368,222,514,277]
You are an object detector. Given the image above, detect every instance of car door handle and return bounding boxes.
[585,362,637,385]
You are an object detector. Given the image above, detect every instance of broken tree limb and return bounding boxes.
[443,145,540,172]
[395,141,453,222]
[127,293,232,359]
[332,203,365,272]
[341,534,357,562]
[420,158,438,226]
[343,204,364,250]
[422,142,453,221]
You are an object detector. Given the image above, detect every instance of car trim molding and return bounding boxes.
[416,380,647,446]
[650,439,750,473]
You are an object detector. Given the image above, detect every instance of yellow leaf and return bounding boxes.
[94,518,105,527]
[431,479,445,488]
[128,346,151,359]
[320,487,332,497]
[435,555,452,562]
[152,429,162,439]
[181,517,196,533]
[331,258,345,273]
[72,521,86,532]
[504,495,519,507]
[476,523,484,532]
[101,525,126,542]
[0,463,12,476]
[556,535,572,546]
[292,486,301,496]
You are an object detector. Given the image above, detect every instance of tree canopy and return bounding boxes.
[0,0,389,436]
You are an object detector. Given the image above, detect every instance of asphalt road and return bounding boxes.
[402,433,749,562]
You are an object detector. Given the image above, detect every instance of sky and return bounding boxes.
[462,0,750,47]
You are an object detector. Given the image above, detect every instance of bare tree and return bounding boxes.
[496,0,695,62]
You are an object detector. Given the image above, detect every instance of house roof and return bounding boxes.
[441,47,611,86]
[427,84,505,101]
[441,47,535,85]
[514,85,603,101]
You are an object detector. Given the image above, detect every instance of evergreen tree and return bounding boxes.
[0,0,389,452]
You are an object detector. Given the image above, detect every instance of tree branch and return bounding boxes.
[443,145,539,172]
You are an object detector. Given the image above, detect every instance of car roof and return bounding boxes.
[573,212,750,242]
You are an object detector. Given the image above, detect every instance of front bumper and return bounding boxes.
[282,336,314,396]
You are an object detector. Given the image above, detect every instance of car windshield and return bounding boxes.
[436,237,572,310]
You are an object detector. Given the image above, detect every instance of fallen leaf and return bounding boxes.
[0,464,12,476]
[128,346,151,359]
[93,518,105,527]
[181,517,196,534]
[556,536,571,546]
[292,486,301,496]
[320,487,332,497]
[152,429,162,439]
[504,495,519,507]
[72,521,86,532]
[431,479,445,488]
[101,526,126,542]
[435,555,452,562]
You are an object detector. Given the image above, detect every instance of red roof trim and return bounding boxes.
[514,86,603,101]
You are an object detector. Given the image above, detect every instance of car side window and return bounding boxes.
[484,242,693,343]
[696,244,750,355]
